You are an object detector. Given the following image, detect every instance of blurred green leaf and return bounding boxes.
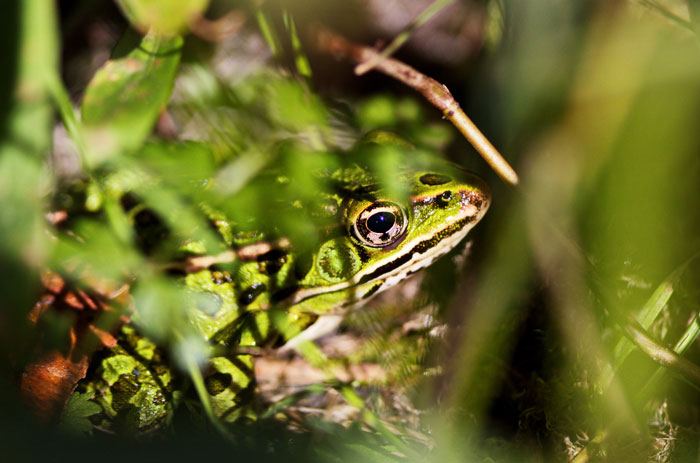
[53,219,143,283]
[116,0,209,36]
[213,147,274,196]
[283,11,312,78]
[266,79,328,135]
[135,184,222,254]
[138,141,216,190]
[357,95,399,130]
[7,0,58,153]
[0,0,57,328]
[0,149,46,270]
[132,275,193,342]
[81,34,182,163]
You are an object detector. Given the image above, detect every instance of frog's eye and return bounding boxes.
[352,202,408,248]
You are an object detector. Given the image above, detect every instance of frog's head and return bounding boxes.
[293,169,490,309]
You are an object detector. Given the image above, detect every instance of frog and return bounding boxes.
[74,142,491,433]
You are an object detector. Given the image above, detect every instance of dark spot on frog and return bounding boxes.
[350,242,370,264]
[238,283,266,306]
[204,372,232,396]
[435,190,452,208]
[111,374,140,412]
[271,285,299,303]
[420,173,451,186]
[119,193,138,211]
[132,367,140,377]
[257,249,288,275]
[210,270,233,285]
[228,356,254,384]
[362,281,383,299]
[196,291,223,316]
[294,252,313,280]
[153,363,169,377]
[133,208,169,254]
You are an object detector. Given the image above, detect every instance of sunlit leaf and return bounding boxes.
[81,34,182,163]
[60,391,102,435]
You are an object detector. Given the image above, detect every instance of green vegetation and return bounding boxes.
[2,1,700,462]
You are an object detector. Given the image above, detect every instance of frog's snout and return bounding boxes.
[458,173,491,221]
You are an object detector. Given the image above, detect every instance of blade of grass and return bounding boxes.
[45,72,88,166]
[598,258,693,391]
[283,10,312,78]
[620,315,700,387]
[181,336,234,442]
[639,313,700,397]
[290,335,420,459]
[636,252,700,395]
[256,9,281,57]
[340,386,420,460]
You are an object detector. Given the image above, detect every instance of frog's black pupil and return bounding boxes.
[367,212,395,234]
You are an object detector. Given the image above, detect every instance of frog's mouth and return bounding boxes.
[290,188,489,305]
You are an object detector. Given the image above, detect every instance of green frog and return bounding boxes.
[76,143,491,433]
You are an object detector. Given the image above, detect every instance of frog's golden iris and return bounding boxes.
[352,201,408,248]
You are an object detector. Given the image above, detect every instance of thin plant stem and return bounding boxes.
[355,0,455,75]
[315,27,519,186]
[180,338,234,442]
[45,72,88,166]
[620,316,700,387]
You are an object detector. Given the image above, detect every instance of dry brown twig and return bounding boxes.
[313,26,519,186]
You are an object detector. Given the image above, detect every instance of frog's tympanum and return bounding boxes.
[75,144,491,433]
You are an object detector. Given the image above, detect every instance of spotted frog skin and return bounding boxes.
[79,154,491,433]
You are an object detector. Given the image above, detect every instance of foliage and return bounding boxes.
[2,0,700,462]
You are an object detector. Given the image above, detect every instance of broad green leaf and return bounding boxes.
[116,0,209,36]
[131,275,195,343]
[81,34,182,164]
[60,391,103,435]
